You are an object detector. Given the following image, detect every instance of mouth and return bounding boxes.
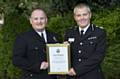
[80,19,87,23]
[36,23,43,26]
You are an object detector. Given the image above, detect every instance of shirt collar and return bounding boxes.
[79,24,90,34]
[36,30,46,36]
[36,30,47,43]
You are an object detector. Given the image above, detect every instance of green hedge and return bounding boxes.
[93,8,120,79]
[0,12,30,79]
[0,8,120,79]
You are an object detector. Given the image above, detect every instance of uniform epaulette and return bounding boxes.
[96,25,104,29]
[99,26,104,29]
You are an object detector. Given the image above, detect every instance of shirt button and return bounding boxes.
[78,50,81,54]
[34,47,38,50]
[78,59,82,62]
[30,74,33,77]
[90,41,93,45]
[80,42,83,45]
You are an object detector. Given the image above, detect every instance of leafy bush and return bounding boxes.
[0,8,120,79]
[93,8,120,79]
[47,13,75,41]
[0,12,30,79]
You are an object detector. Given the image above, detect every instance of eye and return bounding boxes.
[76,14,81,17]
[34,17,38,20]
[83,13,88,16]
[40,17,45,20]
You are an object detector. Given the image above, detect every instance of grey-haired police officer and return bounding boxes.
[64,3,106,79]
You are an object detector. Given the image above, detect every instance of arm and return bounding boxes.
[12,35,42,73]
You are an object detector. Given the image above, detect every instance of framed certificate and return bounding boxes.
[46,44,71,74]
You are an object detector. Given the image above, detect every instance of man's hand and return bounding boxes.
[40,61,48,70]
[63,41,69,44]
[67,68,76,76]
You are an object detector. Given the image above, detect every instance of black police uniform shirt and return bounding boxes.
[64,24,106,79]
[13,28,58,79]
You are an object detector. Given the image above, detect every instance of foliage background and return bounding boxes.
[0,0,120,79]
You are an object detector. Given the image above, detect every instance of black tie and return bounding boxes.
[41,33,45,42]
[80,30,84,37]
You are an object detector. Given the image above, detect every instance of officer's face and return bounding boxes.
[30,10,47,31]
[74,7,91,28]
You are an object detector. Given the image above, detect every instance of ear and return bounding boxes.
[29,18,32,24]
[73,14,77,21]
[45,17,48,23]
[90,12,92,19]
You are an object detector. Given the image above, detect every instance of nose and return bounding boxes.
[80,15,84,19]
[37,19,42,23]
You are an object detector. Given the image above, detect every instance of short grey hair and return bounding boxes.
[74,3,91,14]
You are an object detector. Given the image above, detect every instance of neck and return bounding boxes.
[79,24,90,30]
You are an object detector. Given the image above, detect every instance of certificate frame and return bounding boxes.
[46,44,71,74]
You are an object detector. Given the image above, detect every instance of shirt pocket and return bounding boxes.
[27,43,45,57]
[84,39,97,46]
[83,40,97,56]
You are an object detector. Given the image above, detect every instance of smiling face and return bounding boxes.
[30,9,47,32]
[74,4,91,29]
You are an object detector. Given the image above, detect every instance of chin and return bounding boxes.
[35,29,44,32]
[79,24,86,27]
[36,26,44,29]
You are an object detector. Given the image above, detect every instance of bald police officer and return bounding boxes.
[64,3,106,79]
[13,8,58,79]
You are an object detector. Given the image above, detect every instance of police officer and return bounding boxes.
[64,3,106,79]
[13,8,58,79]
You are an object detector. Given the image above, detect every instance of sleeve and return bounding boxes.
[74,30,107,76]
[12,35,41,73]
